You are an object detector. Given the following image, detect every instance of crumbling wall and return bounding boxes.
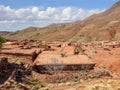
[0,58,10,80]
[34,64,95,73]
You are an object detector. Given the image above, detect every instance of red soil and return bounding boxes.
[93,48,120,74]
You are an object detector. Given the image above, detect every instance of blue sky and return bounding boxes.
[0,0,117,9]
[0,0,118,31]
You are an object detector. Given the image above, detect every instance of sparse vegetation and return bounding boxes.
[61,53,67,57]
[0,36,6,48]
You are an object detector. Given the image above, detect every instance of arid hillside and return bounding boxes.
[4,1,120,41]
[0,31,11,36]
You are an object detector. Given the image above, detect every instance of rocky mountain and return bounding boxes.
[0,31,11,36]
[4,1,120,42]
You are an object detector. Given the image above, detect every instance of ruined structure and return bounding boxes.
[0,58,10,80]
[1,40,120,73]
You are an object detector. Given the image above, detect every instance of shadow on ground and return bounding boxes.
[0,63,16,85]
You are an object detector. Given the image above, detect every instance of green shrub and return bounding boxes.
[61,53,67,57]
[0,36,6,48]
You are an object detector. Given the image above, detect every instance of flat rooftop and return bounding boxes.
[34,52,95,66]
[0,47,40,55]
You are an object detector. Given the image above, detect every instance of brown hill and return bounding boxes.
[0,31,11,36]
[5,1,120,42]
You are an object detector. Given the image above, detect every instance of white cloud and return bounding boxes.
[31,7,39,13]
[0,5,104,31]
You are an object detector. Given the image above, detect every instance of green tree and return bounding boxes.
[0,36,6,48]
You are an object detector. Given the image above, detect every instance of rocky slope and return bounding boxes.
[0,31,11,36]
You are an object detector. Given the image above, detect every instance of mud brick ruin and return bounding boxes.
[0,40,120,72]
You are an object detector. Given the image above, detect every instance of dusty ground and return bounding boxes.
[44,78,120,90]
[0,41,120,90]
[92,48,120,75]
[0,55,112,90]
